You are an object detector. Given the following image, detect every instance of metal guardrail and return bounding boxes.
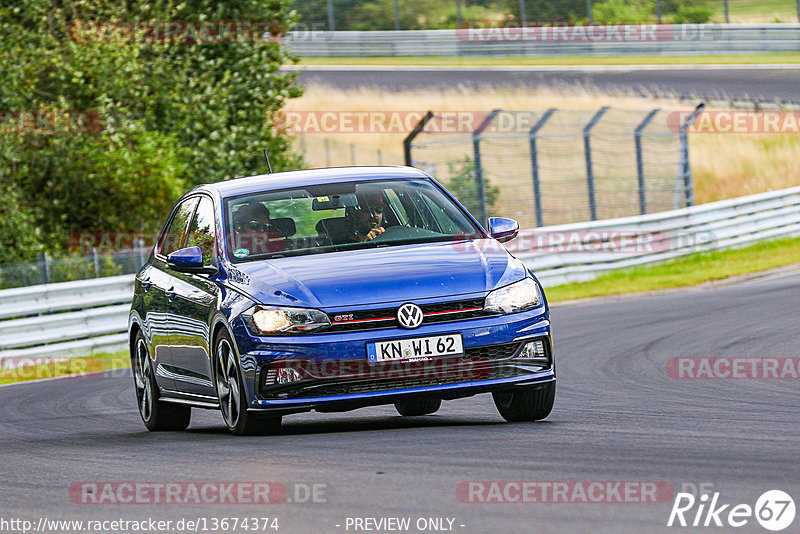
[2,185,799,360]
[0,275,134,361]
[285,24,800,56]
[520,186,800,287]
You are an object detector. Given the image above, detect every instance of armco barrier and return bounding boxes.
[1,186,799,361]
[520,186,800,286]
[284,24,800,57]
[0,275,134,361]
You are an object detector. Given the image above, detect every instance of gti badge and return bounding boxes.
[397,303,423,329]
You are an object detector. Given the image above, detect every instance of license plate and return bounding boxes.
[367,334,464,363]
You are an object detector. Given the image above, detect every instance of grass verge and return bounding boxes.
[545,235,800,303]
[297,53,800,67]
[0,350,129,386]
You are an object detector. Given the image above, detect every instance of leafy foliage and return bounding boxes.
[0,0,303,263]
[445,156,500,221]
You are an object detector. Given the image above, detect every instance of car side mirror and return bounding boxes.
[167,246,215,274]
[488,217,519,243]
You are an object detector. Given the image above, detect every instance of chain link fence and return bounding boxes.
[406,106,701,228]
[0,247,149,290]
[292,0,800,31]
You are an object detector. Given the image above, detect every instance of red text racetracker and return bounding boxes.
[367,334,464,363]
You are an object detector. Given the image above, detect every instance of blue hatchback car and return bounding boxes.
[128,167,555,435]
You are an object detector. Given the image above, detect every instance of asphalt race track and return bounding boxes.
[294,66,800,102]
[1,270,798,534]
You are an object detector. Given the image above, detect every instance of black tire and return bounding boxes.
[132,331,191,431]
[394,397,442,416]
[213,330,282,436]
[492,382,555,422]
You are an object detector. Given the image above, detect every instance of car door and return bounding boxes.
[145,197,198,391]
[165,195,220,396]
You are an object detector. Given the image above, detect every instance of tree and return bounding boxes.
[0,0,303,263]
[445,156,500,220]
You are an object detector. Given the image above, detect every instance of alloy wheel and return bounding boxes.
[133,337,153,422]
[215,338,241,429]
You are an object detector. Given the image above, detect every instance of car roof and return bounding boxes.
[193,166,432,199]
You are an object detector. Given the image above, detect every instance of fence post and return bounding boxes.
[135,238,146,270]
[724,0,729,23]
[519,0,526,25]
[586,0,593,24]
[634,108,660,216]
[38,252,50,285]
[472,109,502,227]
[583,106,609,221]
[656,0,662,23]
[393,0,400,30]
[528,108,557,227]
[91,247,100,277]
[403,111,434,166]
[327,0,335,30]
[679,103,705,208]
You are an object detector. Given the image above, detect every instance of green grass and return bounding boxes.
[296,53,800,67]
[708,0,800,22]
[0,350,129,386]
[546,235,800,303]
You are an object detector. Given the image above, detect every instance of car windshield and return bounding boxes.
[223,178,483,262]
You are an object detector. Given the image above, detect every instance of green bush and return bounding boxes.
[670,5,713,23]
[0,181,43,264]
[593,0,653,23]
[445,156,500,222]
[0,0,303,265]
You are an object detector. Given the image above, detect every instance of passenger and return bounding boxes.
[233,202,285,254]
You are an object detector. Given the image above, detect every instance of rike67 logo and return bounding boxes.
[668,489,795,531]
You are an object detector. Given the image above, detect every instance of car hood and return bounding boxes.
[224,239,528,310]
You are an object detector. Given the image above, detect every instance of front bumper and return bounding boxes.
[232,306,553,413]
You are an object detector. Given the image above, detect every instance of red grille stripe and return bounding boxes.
[331,307,483,324]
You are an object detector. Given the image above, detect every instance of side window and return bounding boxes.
[185,197,216,265]
[160,198,198,256]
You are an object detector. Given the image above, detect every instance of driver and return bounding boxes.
[344,191,385,242]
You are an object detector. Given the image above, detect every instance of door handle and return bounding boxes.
[141,279,152,292]
[166,286,175,301]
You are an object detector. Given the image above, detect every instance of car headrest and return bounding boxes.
[315,217,351,238]
[270,217,296,237]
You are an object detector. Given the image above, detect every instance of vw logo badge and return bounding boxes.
[397,303,423,329]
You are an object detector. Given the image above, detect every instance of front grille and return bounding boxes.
[273,365,528,399]
[259,341,524,398]
[325,297,492,333]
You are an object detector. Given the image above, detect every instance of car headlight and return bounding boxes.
[242,306,331,335]
[484,277,542,314]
